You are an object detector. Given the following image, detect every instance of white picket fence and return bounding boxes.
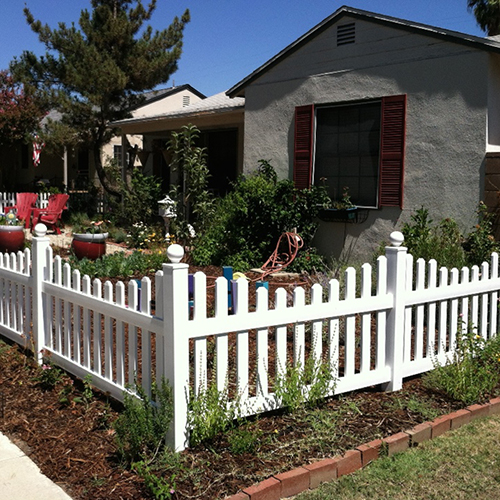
[1,228,500,451]
[0,192,51,213]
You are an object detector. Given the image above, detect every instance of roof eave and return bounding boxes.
[226,5,500,98]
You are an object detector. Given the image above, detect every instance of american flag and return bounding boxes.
[32,134,44,167]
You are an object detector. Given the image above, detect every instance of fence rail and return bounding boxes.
[0,229,499,451]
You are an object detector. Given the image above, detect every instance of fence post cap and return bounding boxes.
[167,243,184,263]
[34,223,48,237]
[389,231,404,247]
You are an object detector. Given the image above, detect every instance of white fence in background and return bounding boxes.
[0,228,499,451]
[0,192,51,213]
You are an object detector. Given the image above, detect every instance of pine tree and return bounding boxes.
[468,0,500,36]
[10,0,190,198]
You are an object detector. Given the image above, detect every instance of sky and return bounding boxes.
[0,0,486,97]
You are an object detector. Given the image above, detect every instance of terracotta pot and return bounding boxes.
[0,225,25,253]
[71,232,108,260]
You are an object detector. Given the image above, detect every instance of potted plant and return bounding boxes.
[0,210,26,253]
[71,219,109,260]
[319,186,358,222]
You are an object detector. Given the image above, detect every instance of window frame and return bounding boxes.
[293,94,406,209]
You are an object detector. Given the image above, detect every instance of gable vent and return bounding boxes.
[337,22,355,46]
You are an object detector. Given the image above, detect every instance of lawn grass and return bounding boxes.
[296,415,500,499]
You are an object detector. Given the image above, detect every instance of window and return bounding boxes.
[293,95,406,208]
[113,144,130,166]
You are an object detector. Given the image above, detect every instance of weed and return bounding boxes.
[228,425,262,455]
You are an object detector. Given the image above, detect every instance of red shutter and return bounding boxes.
[293,105,314,190]
[379,95,406,208]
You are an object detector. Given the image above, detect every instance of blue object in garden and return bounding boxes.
[223,266,233,310]
[135,279,142,311]
[256,281,269,291]
[188,274,194,310]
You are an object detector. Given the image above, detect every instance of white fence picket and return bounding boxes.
[214,277,229,393]
[256,286,269,398]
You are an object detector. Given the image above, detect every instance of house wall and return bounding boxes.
[131,89,204,118]
[241,16,489,261]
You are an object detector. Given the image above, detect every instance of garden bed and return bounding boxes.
[0,260,476,500]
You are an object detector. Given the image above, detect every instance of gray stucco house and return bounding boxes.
[226,6,500,260]
[114,6,500,261]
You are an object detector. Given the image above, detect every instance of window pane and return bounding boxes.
[314,102,381,207]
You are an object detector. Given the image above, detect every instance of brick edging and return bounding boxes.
[225,397,500,500]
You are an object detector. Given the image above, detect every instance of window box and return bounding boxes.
[318,207,369,224]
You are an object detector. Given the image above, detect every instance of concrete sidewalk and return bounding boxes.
[0,432,72,499]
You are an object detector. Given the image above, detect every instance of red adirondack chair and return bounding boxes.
[31,194,69,234]
[4,193,38,228]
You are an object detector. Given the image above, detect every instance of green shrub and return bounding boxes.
[401,207,466,269]
[114,380,173,464]
[65,249,166,279]
[107,165,163,228]
[191,160,330,271]
[423,327,500,405]
[402,204,499,269]
[274,356,336,413]
[463,202,500,266]
[187,381,239,447]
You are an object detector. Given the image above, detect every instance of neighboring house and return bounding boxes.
[2,84,205,193]
[113,6,500,261]
[103,84,206,186]
[112,91,245,195]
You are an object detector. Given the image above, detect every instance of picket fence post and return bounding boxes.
[383,231,407,392]
[31,223,50,364]
[162,244,190,452]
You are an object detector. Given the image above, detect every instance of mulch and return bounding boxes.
[0,263,468,500]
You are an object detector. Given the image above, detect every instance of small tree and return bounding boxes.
[167,124,214,243]
[11,0,190,200]
[0,70,45,146]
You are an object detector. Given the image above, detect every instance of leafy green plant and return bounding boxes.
[273,355,336,413]
[64,249,166,279]
[34,361,63,389]
[463,201,500,266]
[191,160,330,271]
[402,204,500,269]
[423,325,500,405]
[228,425,262,455]
[106,162,163,229]
[402,207,466,269]
[133,461,177,500]
[187,381,239,447]
[114,380,174,464]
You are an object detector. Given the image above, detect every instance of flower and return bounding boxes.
[0,209,23,226]
[72,218,109,235]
